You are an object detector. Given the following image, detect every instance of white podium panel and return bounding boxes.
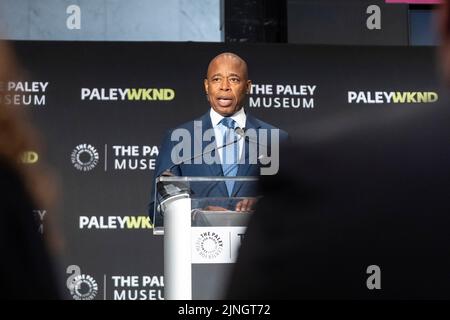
[154,176,258,300]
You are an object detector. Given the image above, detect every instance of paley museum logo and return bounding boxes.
[66,265,164,300]
[248,83,317,109]
[195,231,224,260]
[66,265,98,300]
[71,143,159,172]
[0,81,49,106]
[71,144,100,171]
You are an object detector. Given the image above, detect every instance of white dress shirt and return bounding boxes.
[209,107,246,164]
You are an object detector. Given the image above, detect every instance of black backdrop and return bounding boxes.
[9,41,441,300]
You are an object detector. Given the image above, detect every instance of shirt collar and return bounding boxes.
[210,107,246,129]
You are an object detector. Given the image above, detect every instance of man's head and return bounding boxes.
[204,53,252,117]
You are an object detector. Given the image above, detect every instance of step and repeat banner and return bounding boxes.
[8,41,440,300]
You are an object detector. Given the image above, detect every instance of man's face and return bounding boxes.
[204,56,251,117]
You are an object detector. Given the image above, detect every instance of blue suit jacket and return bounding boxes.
[149,111,288,223]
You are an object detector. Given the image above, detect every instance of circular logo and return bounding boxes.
[71,144,99,171]
[195,232,224,259]
[69,274,98,300]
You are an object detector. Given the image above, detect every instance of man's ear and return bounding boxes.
[204,78,209,95]
[246,80,252,94]
[204,78,211,102]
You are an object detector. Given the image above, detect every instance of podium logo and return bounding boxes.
[195,232,224,259]
[71,144,99,171]
[66,265,98,300]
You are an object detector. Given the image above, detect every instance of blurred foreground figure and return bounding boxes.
[227,3,450,299]
[0,41,60,299]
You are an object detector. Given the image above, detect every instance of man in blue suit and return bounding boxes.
[149,52,288,224]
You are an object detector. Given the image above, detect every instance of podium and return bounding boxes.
[153,176,259,300]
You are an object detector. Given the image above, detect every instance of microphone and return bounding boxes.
[233,126,271,164]
[200,127,264,201]
[163,126,245,175]
[156,126,245,202]
[234,127,269,147]
[234,127,245,139]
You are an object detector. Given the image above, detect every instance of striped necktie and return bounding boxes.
[220,117,238,196]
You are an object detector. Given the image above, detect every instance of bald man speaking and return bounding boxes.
[149,53,288,223]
